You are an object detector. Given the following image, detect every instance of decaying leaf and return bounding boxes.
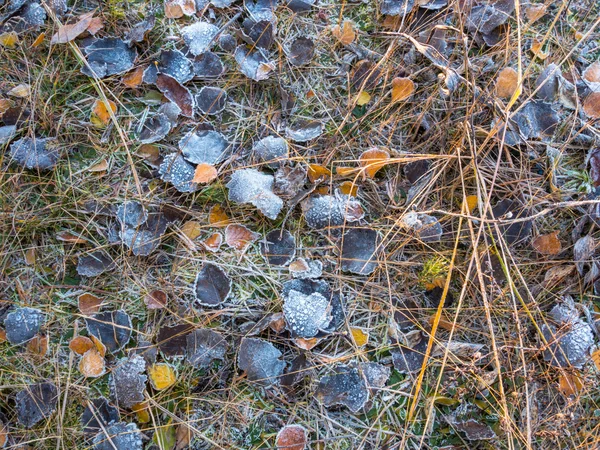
[7,83,30,98]
[81,397,119,434]
[391,77,415,102]
[315,365,369,412]
[16,382,58,428]
[193,51,225,79]
[583,92,600,119]
[290,258,323,279]
[285,121,323,142]
[78,293,103,315]
[532,231,562,255]
[4,307,44,345]
[9,137,58,170]
[194,262,231,307]
[192,163,218,184]
[359,148,390,178]
[391,330,428,373]
[80,38,137,79]
[186,328,228,368]
[224,224,259,252]
[85,310,132,353]
[156,74,194,117]
[288,36,315,66]
[157,323,193,357]
[489,199,532,245]
[144,290,167,309]
[525,3,546,22]
[50,11,95,44]
[340,228,380,275]
[92,422,143,450]
[77,250,115,277]
[332,20,355,45]
[238,337,285,386]
[496,67,518,98]
[359,362,390,390]
[261,229,296,266]
[209,204,230,226]
[201,232,223,252]
[530,39,548,59]
[69,336,94,355]
[0,31,19,47]
[90,99,117,126]
[449,417,496,441]
[164,0,196,18]
[124,15,155,44]
[26,334,48,355]
[110,355,147,409]
[559,371,584,396]
[79,347,106,377]
[274,165,307,198]
[148,363,177,390]
[227,169,284,219]
[350,327,369,347]
[275,425,308,450]
[573,235,595,275]
[466,0,515,36]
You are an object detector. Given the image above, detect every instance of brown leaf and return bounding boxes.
[294,337,319,350]
[78,293,103,315]
[0,99,12,116]
[136,144,160,163]
[91,99,117,126]
[339,181,358,197]
[144,290,167,309]
[164,0,196,18]
[69,336,94,355]
[583,92,600,119]
[56,230,87,243]
[27,335,48,356]
[525,4,546,22]
[0,419,7,448]
[532,231,562,255]
[0,328,6,343]
[8,84,30,98]
[496,67,519,98]
[122,66,144,88]
[181,220,202,240]
[88,159,108,172]
[332,21,355,45]
[90,334,107,357]
[175,424,192,450]
[192,163,218,184]
[275,425,308,450]
[391,77,415,102]
[208,205,230,227]
[86,17,104,35]
[51,12,95,44]
[359,147,390,178]
[225,224,260,251]
[201,232,223,253]
[79,349,105,377]
[530,40,548,60]
[156,74,194,117]
[307,164,331,183]
[583,62,600,83]
[559,371,583,396]
[25,248,36,265]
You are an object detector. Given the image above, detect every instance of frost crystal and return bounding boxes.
[182,21,219,56]
[179,130,229,165]
[234,45,275,81]
[283,289,332,338]
[9,137,58,170]
[315,365,369,412]
[4,307,44,344]
[110,355,147,409]
[81,38,137,78]
[302,193,364,231]
[227,168,284,219]
[93,422,143,450]
[159,153,198,193]
[238,337,285,386]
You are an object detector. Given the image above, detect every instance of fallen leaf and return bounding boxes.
[8,84,30,98]
[592,348,600,370]
[79,348,106,377]
[132,402,150,423]
[27,335,48,355]
[25,247,36,265]
[122,66,144,88]
[238,337,285,386]
[525,4,546,22]
[391,77,415,102]
[225,224,260,251]
[276,425,308,450]
[559,371,583,396]
[0,31,19,48]
[0,328,6,343]
[531,39,548,59]
[164,0,196,18]
[78,293,103,315]
[339,181,358,196]
[148,363,177,390]
[181,220,202,240]
[192,163,218,184]
[90,335,106,357]
[137,144,160,164]
[4,307,44,345]
[144,290,167,309]
[356,91,371,105]
[56,230,87,243]
[332,20,355,45]
[156,74,195,118]
[32,32,45,47]
[86,17,104,35]
[91,99,117,126]
[359,147,390,178]
[532,232,562,255]
[350,328,369,347]
[336,166,359,177]
[69,336,94,355]
[307,164,331,183]
[16,382,58,428]
[201,232,223,252]
[464,195,478,213]
[583,62,600,83]
[0,99,11,116]
[583,92,600,119]
[88,159,108,172]
[0,419,7,447]
[51,12,95,44]
[316,365,369,412]
[209,205,230,226]
[194,263,231,307]
[496,67,519,98]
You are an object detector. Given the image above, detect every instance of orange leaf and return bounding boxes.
[532,231,562,255]
[164,0,196,18]
[32,32,45,47]
[525,4,546,22]
[192,163,218,184]
[583,62,600,83]
[91,99,117,126]
[27,335,48,356]
[225,224,259,251]
[359,147,390,178]
[307,164,331,183]
[583,92,600,119]
[79,349,105,377]
[339,181,358,197]
[592,348,600,371]
[86,17,104,35]
[51,12,95,44]
[391,77,415,102]
[90,335,106,357]
[275,425,307,450]
[69,336,94,355]
[122,66,144,88]
[332,20,355,45]
[78,293,102,315]
[88,159,108,172]
[350,327,368,347]
[530,40,548,59]
[294,337,319,350]
[336,166,359,177]
[209,205,230,227]
[496,67,519,99]
[0,328,6,343]
[201,232,223,253]
[464,195,478,213]
[559,372,583,396]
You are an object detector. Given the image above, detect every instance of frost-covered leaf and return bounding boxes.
[110,355,147,409]
[402,212,443,242]
[50,11,96,44]
[159,153,198,193]
[227,169,284,219]
[351,60,382,91]
[79,347,106,377]
[78,293,103,315]
[0,125,16,145]
[156,49,194,84]
[120,213,169,256]
[506,100,559,144]
[535,63,559,101]
[148,363,177,390]
[253,135,289,168]
[283,289,331,338]
[234,45,275,81]
[583,92,600,119]
[85,310,132,353]
[496,67,518,99]
[301,193,364,231]
[489,199,532,245]
[238,337,285,386]
[574,235,595,275]
[274,165,307,198]
[182,21,218,56]
[225,224,260,251]
[242,19,275,49]
[157,323,194,357]
[4,307,43,345]
[92,422,143,450]
[359,362,390,390]
[332,20,355,45]
[289,258,323,279]
[124,15,155,44]
[81,38,137,78]
[194,262,231,307]
[16,382,57,428]
[69,336,94,355]
[201,231,223,252]
[77,250,115,277]
[391,297,420,332]
[139,112,172,144]
[196,86,227,115]
[285,121,322,142]
[81,397,119,434]
[315,365,369,412]
[164,0,196,18]
[287,36,314,66]
[179,129,229,165]
[261,229,296,266]
[156,74,194,117]
[380,0,415,16]
[193,52,225,79]
[116,201,147,228]
[449,417,496,441]
[391,77,415,102]
[391,330,428,373]
[466,0,515,36]
[186,328,228,368]
[340,228,380,275]
[144,290,167,309]
[275,425,307,450]
[9,137,58,170]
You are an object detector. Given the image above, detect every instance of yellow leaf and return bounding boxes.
[530,40,548,60]
[132,402,150,423]
[356,91,371,106]
[464,195,478,214]
[32,32,45,47]
[592,348,600,371]
[25,247,36,265]
[181,220,202,240]
[192,163,218,184]
[336,166,359,177]
[339,181,358,197]
[359,147,390,178]
[208,205,230,227]
[332,20,355,45]
[559,372,583,396]
[496,67,518,99]
[350,327,368,347]
[0,32,19,48]
[307,164,331,183]
[91,99,117,127]
[148,363,177,390]
[391,77,415,102]
[90,335,106,357]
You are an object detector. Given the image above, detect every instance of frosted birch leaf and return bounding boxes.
[261,229,296,265]
[510,100,559,142]
[157,49,193,84]
[535,63,559,101]
[164,0,196,18]
[449,417,496,441]
[156,74,195,117]
[186,329,228,368]
[81,397,119,434]
[16,382,57,428]
[85,310,132,353]
[194,263,231,307]
[182,21,219,56]
[238,337,285,386]
[285,121,322,142]
[301,193,364,231]
[380,0,415,16]
[315,365,369,412]
[120,213,169,256]
[253,136,289,168]
[179,130,229,165]
[574,235,595,276]
[274,165,307,198]
[148,363,177,390]
[245,0,278,21]
[4,307,43,345]
[234,45,275,81]
[242,19,275,49]
[402,211,443,243]
[157,323,194,357]
[92,422,143,450]
[275,425,308,450]
[227,168,284,219]
[283,289,332,338]
[80,38,137,78]
[116,201,147,228]
[110,355,147,409]
[77,250,115,277]
[196,86,227,115]
[124,15,155,44]
[287,0,316,12]
[289,258,323,279]
[0,125,16,145]
[287,36,314,66]
[225,224,260,251]
[8,2,47,32]
[391,330,428,373]
[159,153,198,193]
[193,52,225,79]
[340,228,380,275]
[9,137,58,170]
[466,0,515,36]
[359,362,390,391]
[489,199,532,245]
[138,113,172,144]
